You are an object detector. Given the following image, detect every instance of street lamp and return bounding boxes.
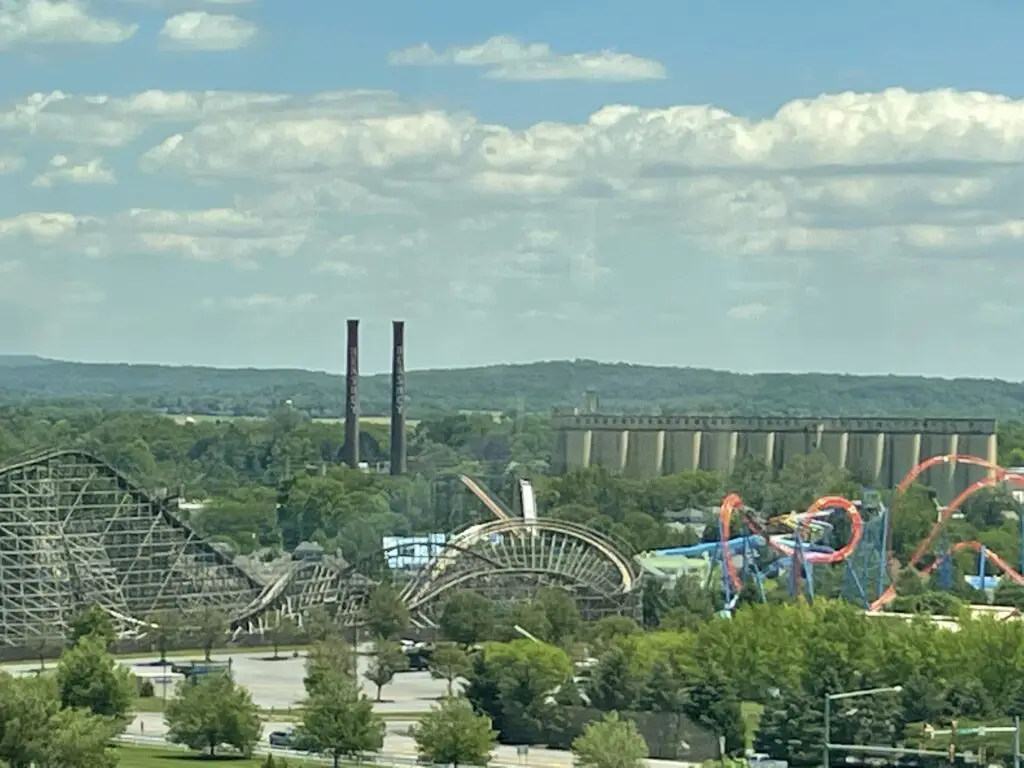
[824,685,903,768]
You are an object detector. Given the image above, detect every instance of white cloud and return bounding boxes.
[0,89,413,147]
[0,0,136,48]
[113,0,249,5]
[727,302,771,321]
[0,154,23,173]
[9,84,1024,371]
[158,10,256,51]
[202,293,316,312]
[0,211,95,240]
[388,35,666,82]
[31,154,115,187]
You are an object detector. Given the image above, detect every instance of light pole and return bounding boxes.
[824,685,903,768]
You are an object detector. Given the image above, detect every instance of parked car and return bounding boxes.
[268,730,293,748]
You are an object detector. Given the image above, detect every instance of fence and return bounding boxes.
[546,705,720,761]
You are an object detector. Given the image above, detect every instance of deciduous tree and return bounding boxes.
[189,606,228,661]
[440,591,497,646]
[305,637,354,694]
[364,582,410,640]
[146,609,182,665]
[412,695,496,768]
[429,643,472,694]
[571,712,648,768]
[302,669,384,767]
[36,707,120,768]
[268,614,299,659]
[55,634,135,725]
[165,672,262,757]
[464,639,573,744]
[303,604,337,643]
[68,604,116,649]
[364,641,409,701]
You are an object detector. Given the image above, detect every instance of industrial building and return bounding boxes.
[551,411,997,499]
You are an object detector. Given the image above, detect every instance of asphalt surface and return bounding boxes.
[5,650,694,767]
[5,648,448,713]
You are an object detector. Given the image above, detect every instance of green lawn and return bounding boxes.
[116,744,324,767]
[167,414,420,427]
[741,701,764,749]
[2,645,314,671]
[134,696,169,713]
[118,745,263,767]
[133,694,423,722]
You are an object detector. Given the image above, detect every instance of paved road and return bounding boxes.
[128,713,600,768]
[8,651,693,768]
[122,721,694,768]
[5,649,449,713]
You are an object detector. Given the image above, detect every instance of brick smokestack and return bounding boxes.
[344,319,360,468]
[389,320,407,475]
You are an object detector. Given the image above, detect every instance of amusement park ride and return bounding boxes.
[650,453,1024,612]
[3,446,1024,650]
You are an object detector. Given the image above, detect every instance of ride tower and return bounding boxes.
[786,530,815,601]
[839,489,890,607]
[714,501,767,612]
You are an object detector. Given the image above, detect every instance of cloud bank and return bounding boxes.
[2,76,1024,371]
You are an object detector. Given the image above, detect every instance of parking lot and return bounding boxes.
[127,648,452,712]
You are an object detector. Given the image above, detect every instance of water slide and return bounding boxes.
[520,479,537,523]
[717,493,863,593]
[458,475,514,521]
[650,536,834,559]
[921,541,1024,587]
[870,456,1024,610]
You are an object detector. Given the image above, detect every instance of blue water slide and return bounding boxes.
[651,535,767,558]
[650,536,836,560]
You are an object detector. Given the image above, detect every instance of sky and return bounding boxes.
[3,1,1024,377]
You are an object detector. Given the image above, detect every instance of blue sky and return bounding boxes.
[3,0,1024,377]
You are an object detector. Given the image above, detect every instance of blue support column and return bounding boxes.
[978,545,987,593]
[720,517,734,609]
[1019,510,1024,575]
[877,504,890,599]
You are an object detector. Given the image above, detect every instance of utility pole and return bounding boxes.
[824,685,904,768]
[925,719,1024,766]
[823,694,831,768]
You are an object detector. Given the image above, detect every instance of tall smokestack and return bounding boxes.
[344,319,360,468]
[389,320,407,475]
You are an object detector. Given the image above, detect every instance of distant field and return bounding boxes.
[167,414,420,427]
[166,412,504,427]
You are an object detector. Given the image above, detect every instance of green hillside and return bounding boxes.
[1,356,1022,418]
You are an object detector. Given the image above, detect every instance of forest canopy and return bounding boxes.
[3,355,1024,418]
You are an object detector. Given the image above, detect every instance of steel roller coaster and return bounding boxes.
[238,513,640,632]
[0,449,641,650]
[703,454,1024,610]
[717,492,864,605]
[869,455,1024,610]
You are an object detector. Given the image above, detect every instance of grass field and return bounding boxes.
[741,701,763,749]
[117,744,323,767]
[167,414,418,427]
[166,410,505,428]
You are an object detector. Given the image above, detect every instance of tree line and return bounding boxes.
[3,599,651,768]
[11,577,1024,766]
[358,585,1024,765]
[188,593,1024,765]
[2,405,1022,608]
[5,356,1024,418]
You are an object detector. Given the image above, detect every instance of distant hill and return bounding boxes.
[0,356,1022,419]
[0,355,54,368]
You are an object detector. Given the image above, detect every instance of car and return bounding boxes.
[268,730,293,748]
